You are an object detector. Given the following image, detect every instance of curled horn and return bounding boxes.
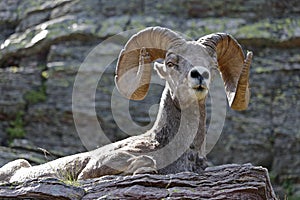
[115,27,185,100]
[198,33,253,111]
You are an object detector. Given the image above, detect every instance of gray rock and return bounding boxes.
[208,48,300,167]
[0,164,277,200]
[0,67,42,117]
[0,146,49,167]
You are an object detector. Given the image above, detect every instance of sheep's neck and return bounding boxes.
[153,86,206,150]
[151,86,207,174]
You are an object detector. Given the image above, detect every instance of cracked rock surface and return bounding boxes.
[0,164,277,200]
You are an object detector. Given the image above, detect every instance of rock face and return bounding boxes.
[0,0,299,199]
[0,164,277,200]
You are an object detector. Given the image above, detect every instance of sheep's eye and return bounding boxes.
[166,62,175,68]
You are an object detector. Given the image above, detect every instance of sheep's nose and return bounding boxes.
[190,69,203,82]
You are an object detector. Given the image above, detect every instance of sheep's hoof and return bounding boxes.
[125,155,157,175]
[133,167,158,175]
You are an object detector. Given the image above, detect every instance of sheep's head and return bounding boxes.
[153,44,213,108]
[115,27,252,110]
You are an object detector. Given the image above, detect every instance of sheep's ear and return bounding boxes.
[198,33,252,111]
[154,62,167,79]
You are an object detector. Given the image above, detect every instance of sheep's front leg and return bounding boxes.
[78,152,157,180]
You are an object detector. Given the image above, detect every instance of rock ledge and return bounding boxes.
[0,163,277,200]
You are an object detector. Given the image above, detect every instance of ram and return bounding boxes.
[0,27,252,183]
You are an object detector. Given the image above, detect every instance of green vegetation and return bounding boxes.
[60,173,80,187]
[283,179,294,197]
[24,85,47,104]
[6,111,26,143]
[55,160,81,187]
[285,196,300,200]
[236,18,300,41]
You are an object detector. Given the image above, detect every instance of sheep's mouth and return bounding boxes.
[192,85,207,92]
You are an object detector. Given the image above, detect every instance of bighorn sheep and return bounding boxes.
[0,27,252,183]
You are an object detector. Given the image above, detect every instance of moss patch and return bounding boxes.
[6,111,26,143]
[24,85,47,104]
[236,18,300,42]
